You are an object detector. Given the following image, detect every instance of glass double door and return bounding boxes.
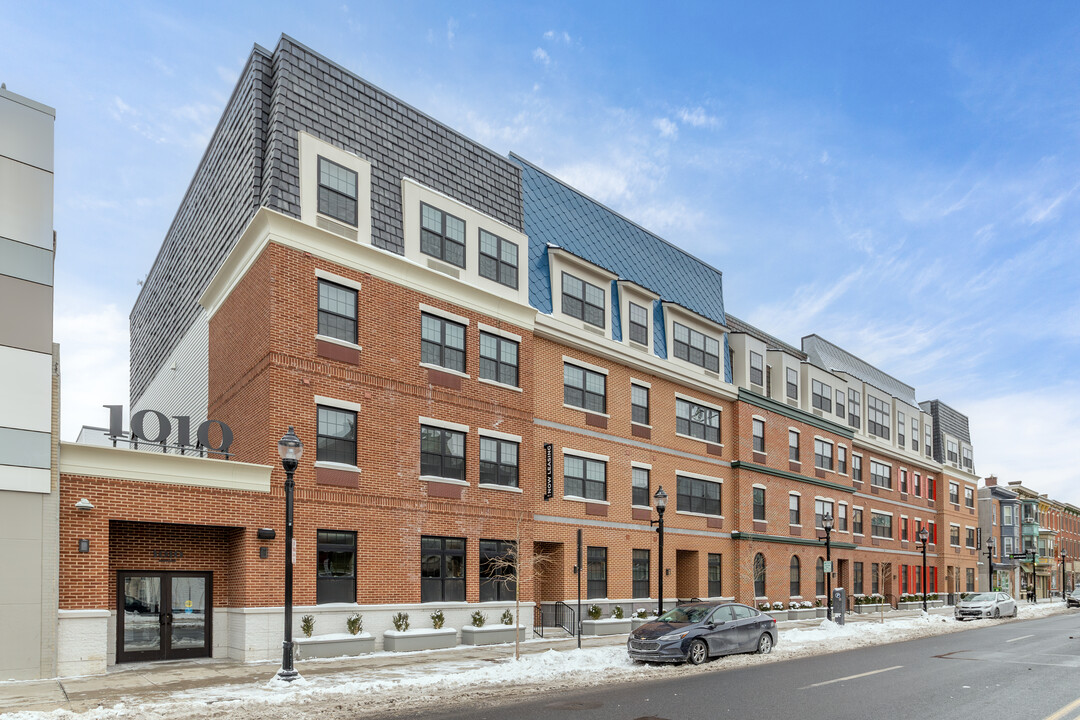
[117,571,212,663]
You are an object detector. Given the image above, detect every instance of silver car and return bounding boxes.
[954,592,1017,620]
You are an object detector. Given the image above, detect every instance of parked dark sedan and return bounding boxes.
[627,602,778,664]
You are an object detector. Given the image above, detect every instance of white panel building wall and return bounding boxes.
[130,309,210,432]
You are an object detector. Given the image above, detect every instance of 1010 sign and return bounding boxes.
[103,404,234,455]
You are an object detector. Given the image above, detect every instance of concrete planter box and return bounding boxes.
[581,618,631,635]
[296,633,374,658]
[930,599,944,608]
[764,610,788,622]
[460,625,524,645]
[854,604,887,614]
[383,627,457,652]
[897,602,925,611]
[788,608,816,620]
[631,617,657,631]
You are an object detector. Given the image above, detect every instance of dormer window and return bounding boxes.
[947,439,958,463]
[562,272,605,328]
[673,322,720,373]
[786,367,798,400]
[628,302,649,346]
[318,157,359,226]
[962,446,973,470]
[420,202,466,268]
[478,229,518,289]
[749,352,764,386]
[812,380,832,412]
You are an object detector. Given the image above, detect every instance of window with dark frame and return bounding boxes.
[420,202,466,268]
[479,540,516,602]
[789,494,800,525]
[870,460,891,489]
[631,384,649,425]
[835,390,845,418]
[816,557,826,596]
[317,280,358,344]
[925,424,932,457]
[632,549,650,599]
[564,363,606,414]
[962,446,973,470]
[479,436,518,487]
[900,468,908,494]
[420,536,465,602]
[564,454,606,501]
[789,556,801,597]
[587,546,607,599]
[754,553,766,597]
[853,508,864,535]
[316,530,356,604]
[838,503,848,531]
[752,418,765,453]
[913,473,921,497]
[317,157,358,226]
[912,418,920,452]
[815,499,834,529]
[848,388,861,429]
[871,563,879,594]
[965,487,975,508]
[838,446,847,474]
[478,229,518,289]
[947,439,958,463]
[676,398,720,443]
[786,367,798,400]
[421,313,466,373]
[897,411,906,446]
[628,302,649,346]
[708,553,723,597]
[868,395,890,439]
[949,482,960,505]
[901,516,909,542]
[749,351,764,385]
[753,486,766,521]
[562,272,605,328]
[632,466,650,507]
[852,454,862,482]
[479,332,518,387]
[871,513,892,539]
[812,379,832,412]
[316,405,357,465]
[950,525,961,546]
[672,322,720,372]
[854,561,864,595]
[420,425,466,481]
[814,438,833,471]
[676,475,721,516]
[789,430,800,461]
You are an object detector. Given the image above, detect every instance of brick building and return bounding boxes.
[54,35,984,673]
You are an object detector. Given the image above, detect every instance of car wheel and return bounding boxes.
[756,633,773,654]
[687,639,709,665]
[993,607,1000,619]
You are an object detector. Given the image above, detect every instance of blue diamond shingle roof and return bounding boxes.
[510,153,727,329]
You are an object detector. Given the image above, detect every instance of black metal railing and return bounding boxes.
[534,601,578,637]
[533,604,544,637]
[554,601,576,635]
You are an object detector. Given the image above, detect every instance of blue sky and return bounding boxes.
[3,2,1079,501]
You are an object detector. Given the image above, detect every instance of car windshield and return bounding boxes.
[656,605,714,624]
[962,593,999,603]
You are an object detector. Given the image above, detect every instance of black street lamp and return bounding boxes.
[985,536,996,593]
[276,427,303,682]
[917,527,930,612]
[822,512,834,621]
[1062,549,1068,599]
[651,486,668,617]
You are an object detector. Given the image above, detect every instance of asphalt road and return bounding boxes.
[372,612,1080,720]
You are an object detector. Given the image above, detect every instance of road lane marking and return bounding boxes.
[1041,695,1080,720]
[1006,634,1035,643]
[798,665,904,689]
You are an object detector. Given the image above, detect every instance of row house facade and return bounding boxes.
[47,36,984,675]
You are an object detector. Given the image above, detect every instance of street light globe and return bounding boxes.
[822,512,834,531]
[654,486,668,513]
[277,426,304,466]
[917,528,929,543]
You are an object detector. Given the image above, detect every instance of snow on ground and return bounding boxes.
[1,604,1067,720]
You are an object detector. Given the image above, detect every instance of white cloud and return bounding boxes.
[54,289,130,440]
[532,47,550,66]
[543,30,572,44]
[677,106,719,128]
[653,118,677,138]
[447,18,458,47]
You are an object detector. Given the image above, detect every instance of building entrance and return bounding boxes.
[116,571,212,663]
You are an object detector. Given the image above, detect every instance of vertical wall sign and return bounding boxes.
[544,443,554,500]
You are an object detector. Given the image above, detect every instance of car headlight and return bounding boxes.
[658,631,689,642]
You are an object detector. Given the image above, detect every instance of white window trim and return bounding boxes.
[563,495,610,506]
[478,377,522,392]
[419,361,471,379]
[564,404,611,418]
[478,428,522,443]
[872,509,895,517]
[631,504,653,511]
[563,448,610,462]
[420,476,469,487]
[789,491,802,497]
[676,510,725,520]
[675,470,724,484]
[476,322,521,343]
[629,377,652,389]
[631,461,653,470]
[753,483,768,490]
[315,333,363,351]
[419,303,470,326]
[315,395,362,413]
[752,414,767,422]
[313,460,362,473]
[562,355,609,375]
[676,432,723,448]
[419,417,470,433]
[315,267,363,292]
[674,391,723,413]
[479,483,523,494]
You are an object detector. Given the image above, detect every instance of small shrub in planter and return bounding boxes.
[501,609,514,626]
[611,606,624,619]
[392,612,410,632]
[814,599,822,608]
[789,601,800,609]
[801,601,813,609]
[430,609,446,630]
[300,615,315,638]
[759,602,770,611]
[772,602,784,610]
[635,608,650,619]
[588,604,602,620]
[346,613,363,635]
[471,610,487,628]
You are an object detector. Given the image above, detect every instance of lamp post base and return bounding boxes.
[275,667,301,682]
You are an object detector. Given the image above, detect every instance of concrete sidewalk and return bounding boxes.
[0,603,1037,715]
